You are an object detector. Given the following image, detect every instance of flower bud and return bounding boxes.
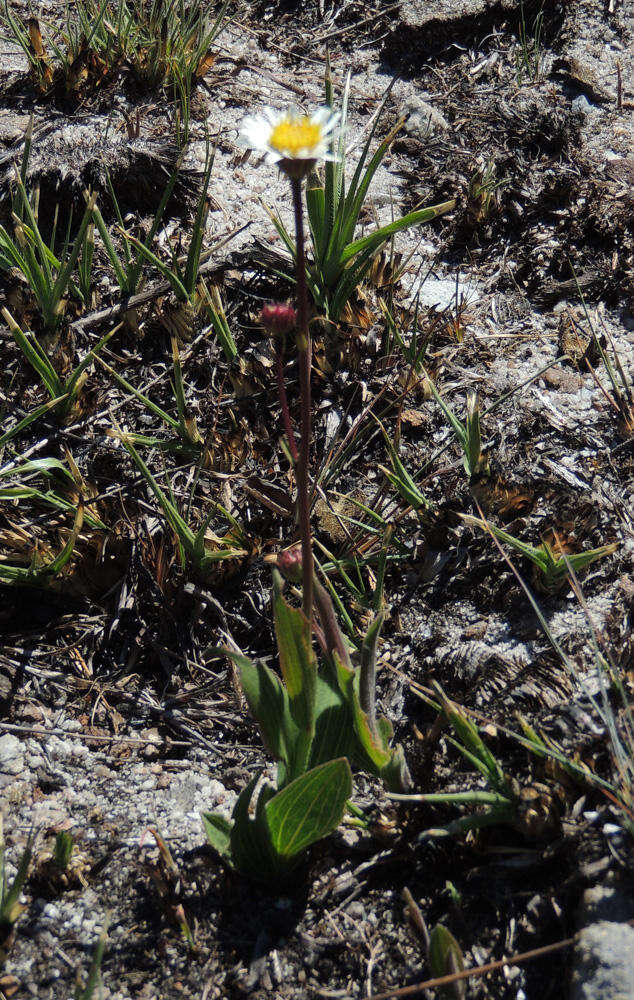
[260,302,297,337]
[271,544,303,583]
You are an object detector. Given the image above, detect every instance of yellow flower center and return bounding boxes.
[269,116,322,157]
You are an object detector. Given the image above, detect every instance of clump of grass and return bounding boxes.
[2,0,230,111]
[391,684,523,839]
[90,158,183,302]
[100,337,204,455]
[428,384,489,480]
[98,139,238,353]
[0,456,105,529]
[3,308,117,421]
[569,278,634,437]
[125,141,214,307]
[0,124,96,334]
[470,509,633,831]
[0,495,84,586]
[461,514,617,591]
[114,428,250,581]
[466,159,507,223]
[516,0,545,84]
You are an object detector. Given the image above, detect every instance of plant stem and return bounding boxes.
[290,174,313,628]
[275,340,299,463]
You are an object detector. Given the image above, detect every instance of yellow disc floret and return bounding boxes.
[269,116,322,158]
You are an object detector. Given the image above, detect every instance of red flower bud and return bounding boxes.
[274,544,303,583]
[260,302,297,337]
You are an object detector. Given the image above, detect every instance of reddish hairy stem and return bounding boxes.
[290,174,314,627]
[274,341,299,463]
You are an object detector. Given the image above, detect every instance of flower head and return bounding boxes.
[260,302,297,337]
[265,544,303,583]
[239,106,339,177]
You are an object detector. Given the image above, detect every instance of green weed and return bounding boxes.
[461,514,617,591]
[0,818,32,958]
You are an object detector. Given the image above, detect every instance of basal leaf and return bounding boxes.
[310,674,356,768]
[350,688,392,773]
[265,758,352,860]
[273,574,316,740]
[429,923,466,999]
[229,776,278,879]
[201,812,232,861]
[306,176,326,262]
[230,647,298,780]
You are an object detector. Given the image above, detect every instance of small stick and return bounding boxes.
[70,229,246,332]
[366,931,610,1000]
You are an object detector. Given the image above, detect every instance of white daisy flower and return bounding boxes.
[238,105,340,176]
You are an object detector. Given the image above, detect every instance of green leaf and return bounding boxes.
[336,95,398,254]
[122,233,189,302]
[73,917,109,1000]
[91,203,131,292]
[229,776,278,879]
[359,610,383,726]
[201,812,233,861]
[427,378,468,450]
[228,647,298,783]
[310,674,356,767]
[380,744,411,793]
[349,683,392,773]
[3,309,62,399]
[1,457,71,481]
[184,143,215,295]
[64,324,118,408]
[200,281,237,362]
[460,514,548,568]
[262,203,297,262]
[46,499,84,574]
[272,573,316,775]
[0,225,28,273]
[564,542,618,576]
[265,758,352,861]
[0,397,67,449]
[206,763,351,886]
[332,646,410,792]
[98,357,180,430]
[0,823,32,928]
[460,515,618,587]
[340,200,456,265]
[53,831,74,871]
[50,193,97,311]
[428,924,466,999]
[376,417,431,511]
[434,684,509,795]
[117,433,197,552]
[306,175,326,261]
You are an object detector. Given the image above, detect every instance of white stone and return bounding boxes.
[0,734,24,774]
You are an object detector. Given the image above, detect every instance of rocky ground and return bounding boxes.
[0,0,633,998]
